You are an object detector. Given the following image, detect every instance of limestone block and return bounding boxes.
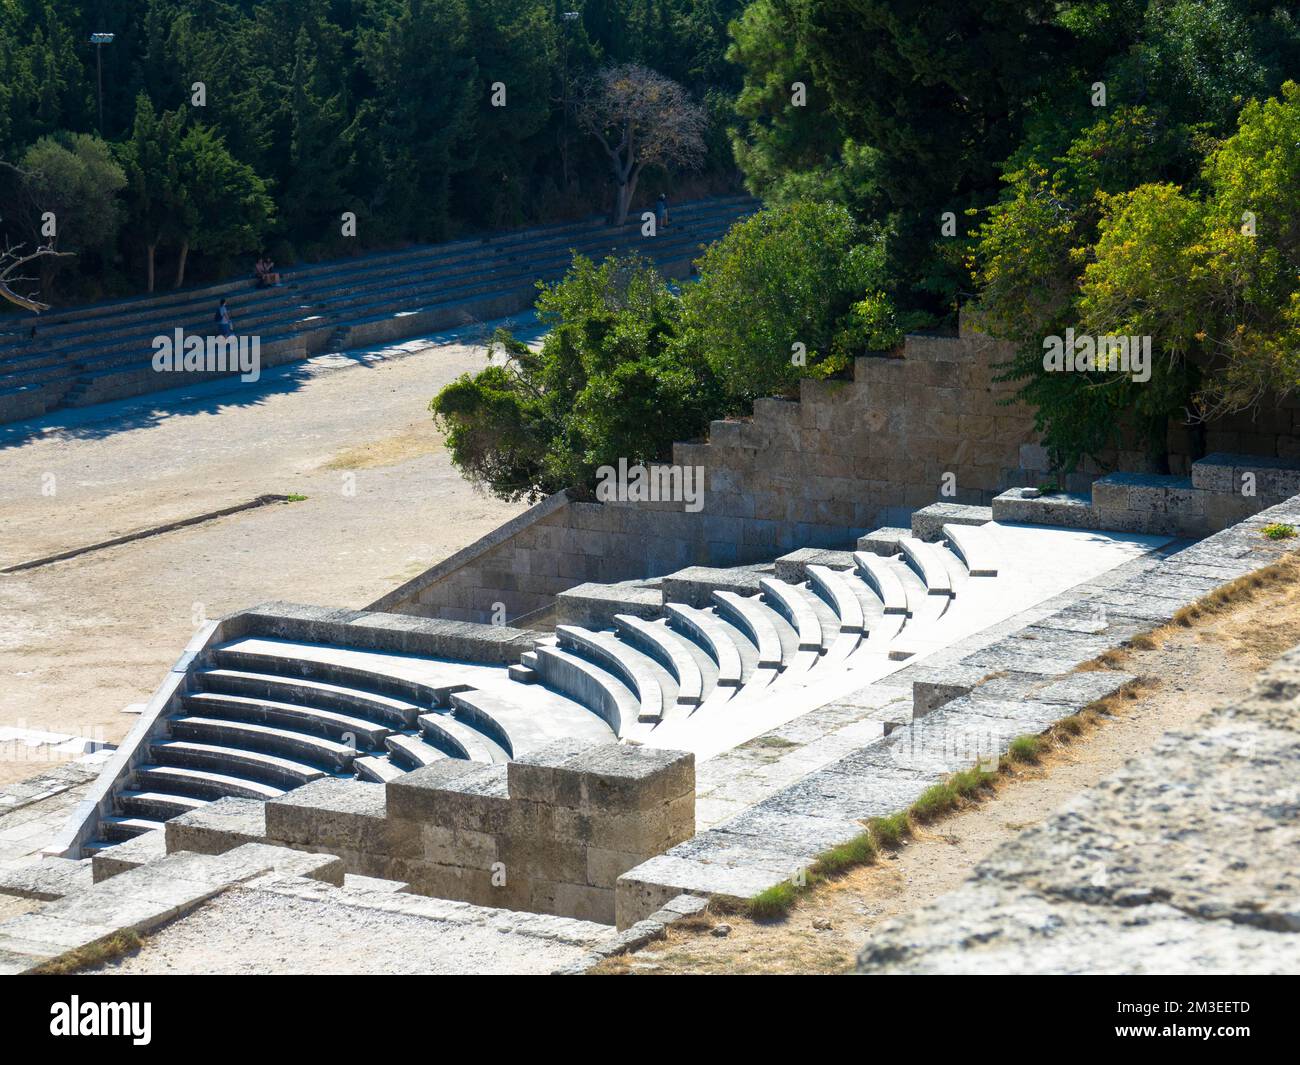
[90,830,166,883]
[165,797,268,856]
[385,760,504,825]
[265,777,420,859]
[508,742,694,815]
[532,880,615,925]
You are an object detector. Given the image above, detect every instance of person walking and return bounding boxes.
[217,298,233,338]
[655,193,670,230]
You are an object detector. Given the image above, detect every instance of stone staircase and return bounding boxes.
[0,195,756,424]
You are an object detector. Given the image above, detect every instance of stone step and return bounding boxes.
[520,647,640,738]
[759,578,824,652]
[554,624,667,723]
[664,603,744,687]
[183,690,393,750]
[101,816,165,842]
[196,667,420,727]
[117,790,209,822]
[451,682,616,754]
[212,636,504,710]
[899,537,955,597]
[355,755,405,784]
[806,565,868,634]
[148,739,326,790]
[711,591,784,669]
[133,764,286,802]
[417,711,511,763]
[853,552,909,615]
[613,614,706,705]
[943,523,999,577]
[170,715,358,771]
[384,734,447,770]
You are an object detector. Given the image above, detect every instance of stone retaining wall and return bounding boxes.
[166,740,695,926]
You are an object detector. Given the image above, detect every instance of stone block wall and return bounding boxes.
[167,740,695,927]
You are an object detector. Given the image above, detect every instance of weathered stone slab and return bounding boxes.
[91,829,166,882]
[0,857,92,900]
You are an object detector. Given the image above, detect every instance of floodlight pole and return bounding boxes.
[90,34,115,136]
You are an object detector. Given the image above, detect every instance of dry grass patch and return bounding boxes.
[31,930,142,975]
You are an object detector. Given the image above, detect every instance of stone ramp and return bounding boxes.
[0,842,343,974]
[85,872,619,975]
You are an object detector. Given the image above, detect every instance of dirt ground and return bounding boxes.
[596,555,1300,975]
[0,327,528,769]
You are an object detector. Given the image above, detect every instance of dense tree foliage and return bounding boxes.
[433,202,903,500]
[0,0,745,303]
[431,254,725,501]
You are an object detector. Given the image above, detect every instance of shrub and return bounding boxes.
[679,202,894,400]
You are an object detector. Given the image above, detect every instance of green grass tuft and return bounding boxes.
[748,880,801,920]
[868,812,910,849]
[812,832,876,876]
[1262,522,1296,541]
[1006,734,1044,764]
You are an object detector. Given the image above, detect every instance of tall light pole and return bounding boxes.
[90,33,115,137]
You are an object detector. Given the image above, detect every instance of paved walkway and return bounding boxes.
[0,318,535,758]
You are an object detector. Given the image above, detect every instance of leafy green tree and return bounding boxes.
[431,254,724,500]
[0,1,87,155]
[678,201,891,400]
[116,94,187,292]
[726,0,879,215]
[170,122,274,287]
[115,95,272,290]
[15,133,126,254]
[452,0,556,229]
[977,81,1300,472]
[350,0,478,242]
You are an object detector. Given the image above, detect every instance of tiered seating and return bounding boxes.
[79,521,1007,854]
[85,634,617,850]
[0,196,757,425]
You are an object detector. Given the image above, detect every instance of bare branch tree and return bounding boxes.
[578,64,707,227]
[0,242,74,313]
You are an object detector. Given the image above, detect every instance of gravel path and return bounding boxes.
[93,881,609,975]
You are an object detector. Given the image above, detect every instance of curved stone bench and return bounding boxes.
[183,691,392,750]
[531,645,641,737]
[806,566,867,633]
[853,552,909,615]
[900,537,954,597]
[613,615,705,707]
[101,816,164,841]
[711,591,784,669]
[385,734,447,770]
[212,637,495,710]
[759,578,823,652]
[169,715,357,771]
[664,603,744,687]
[555,624,666,723]
[148,740,324,790]
[943,522,999,577]
[450,683,616,753]
[118,790,207,823]
[197,667,420,728]
[418,711,510,763]
[134,764,285,802]
[355,755,404,784]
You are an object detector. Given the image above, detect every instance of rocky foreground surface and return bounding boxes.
[858,645,1300,974]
